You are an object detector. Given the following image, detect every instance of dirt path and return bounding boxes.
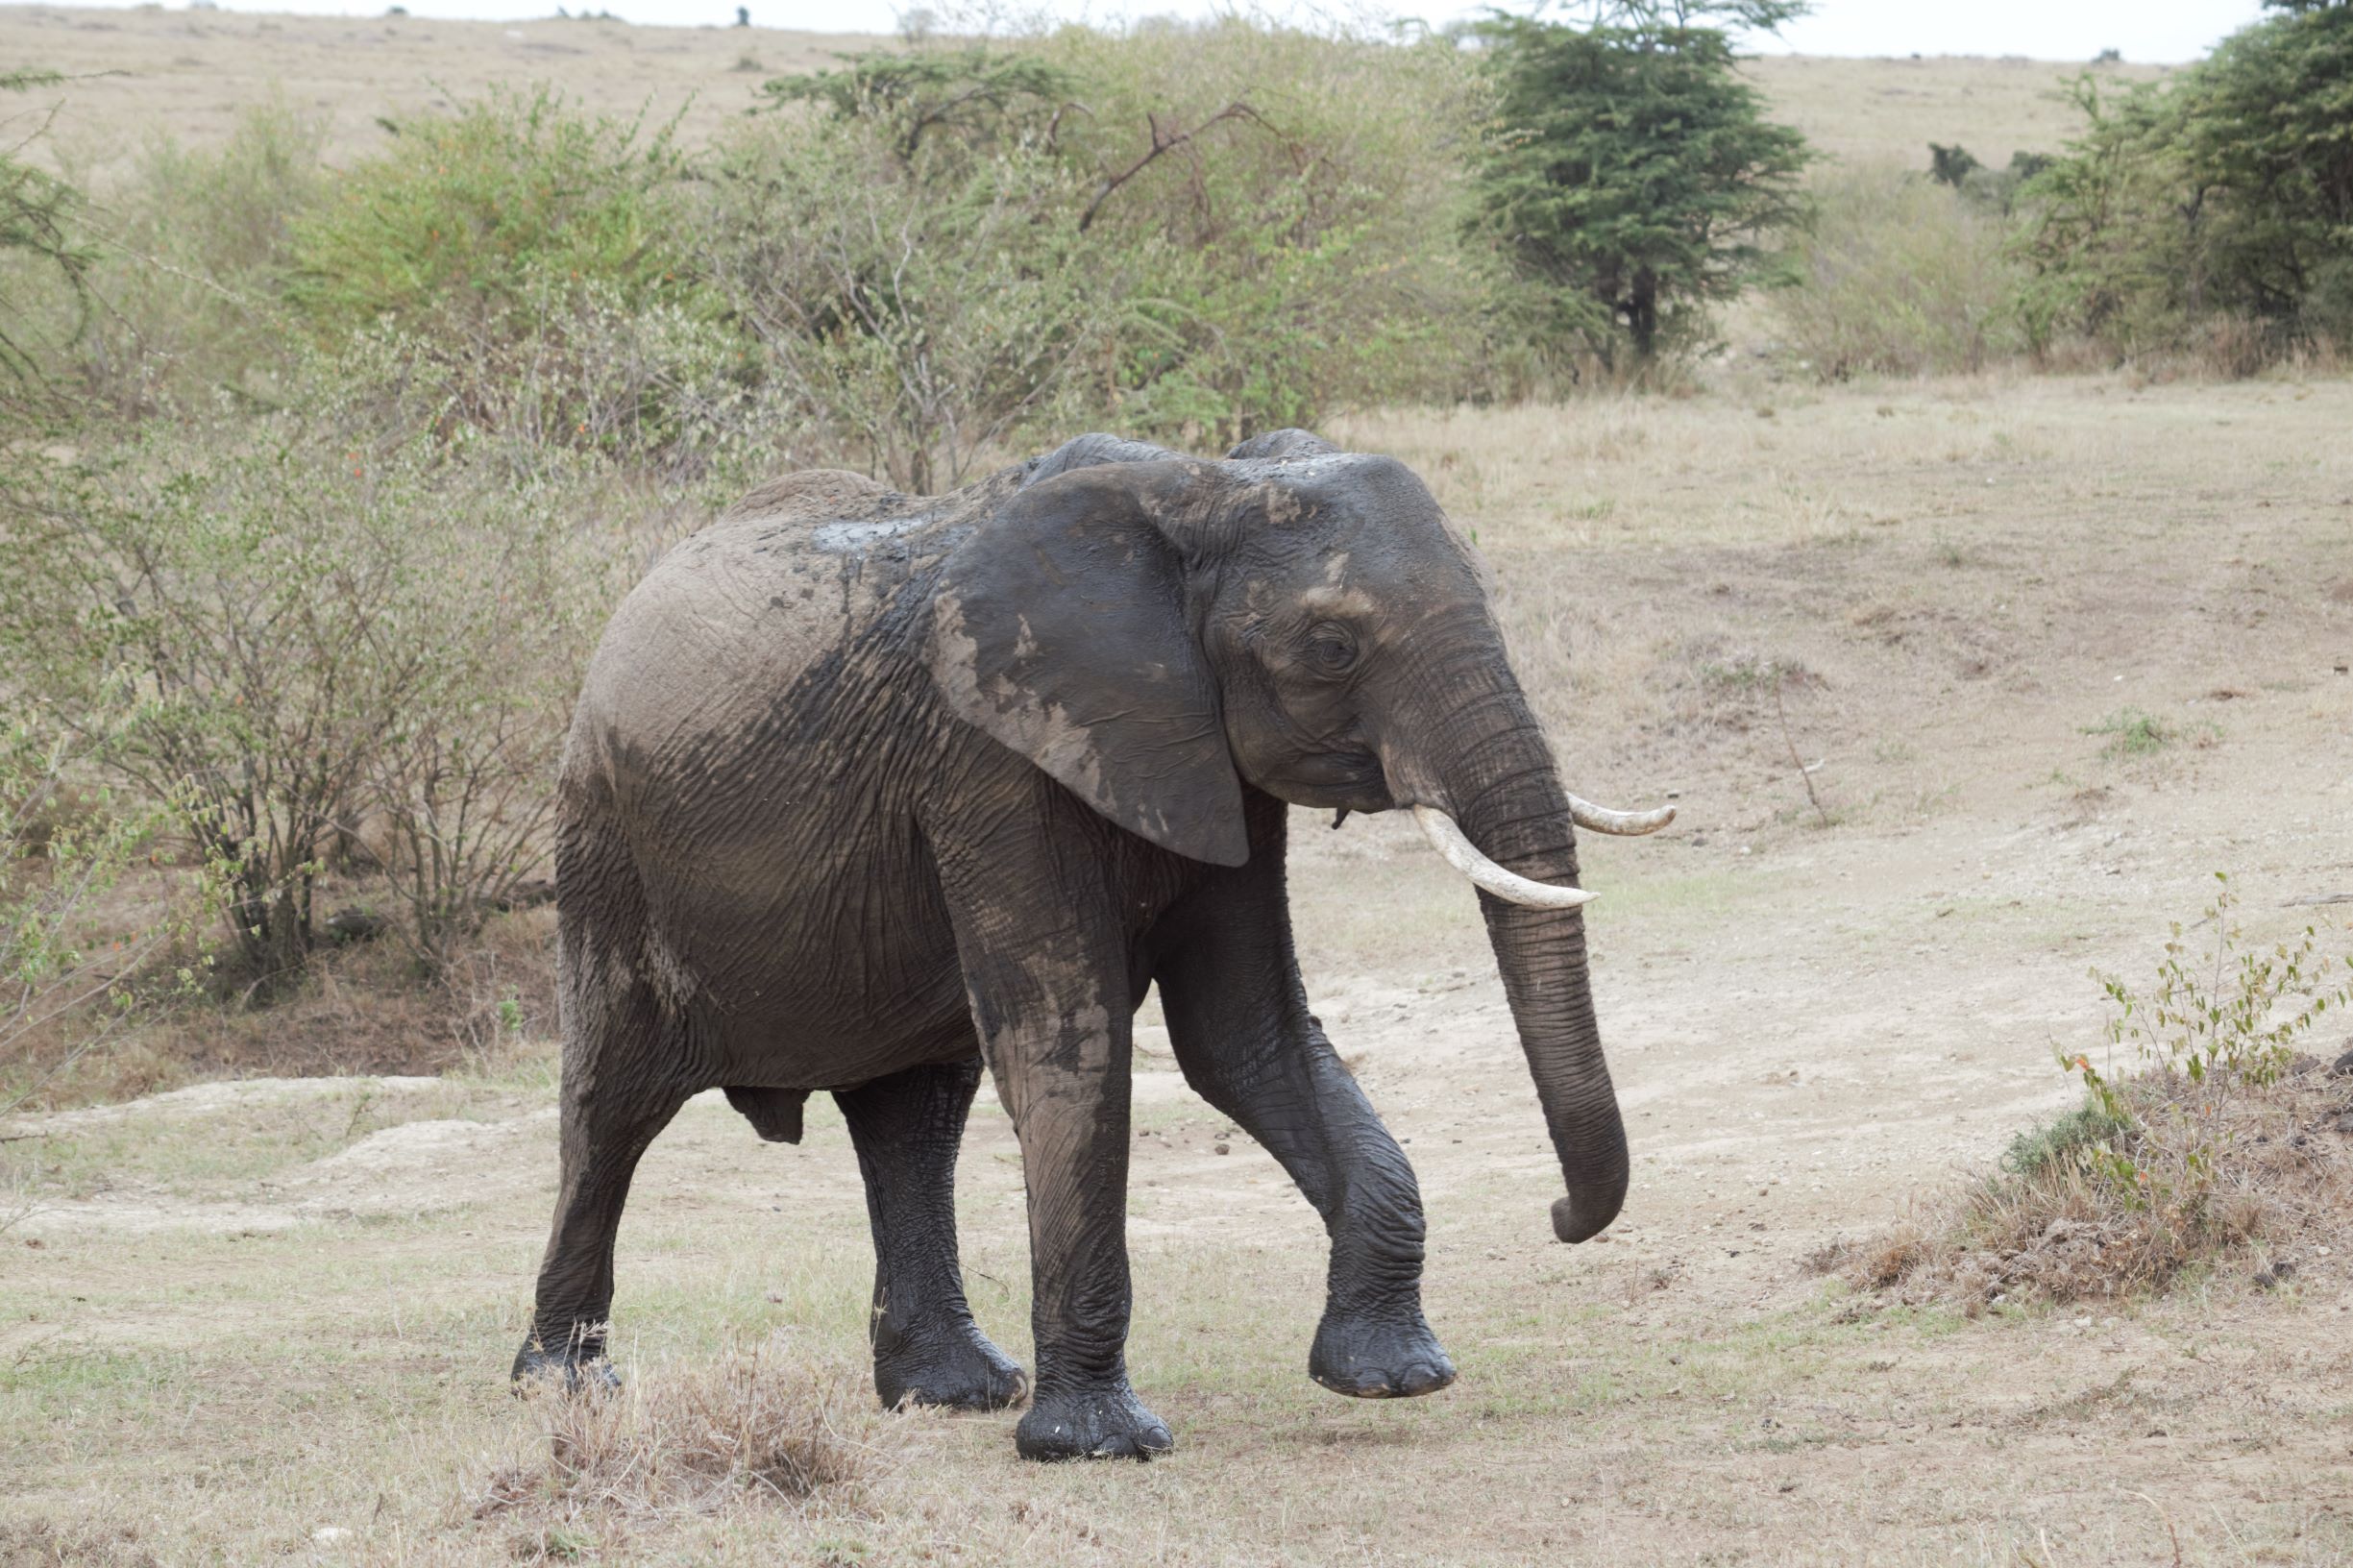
[6,378,2353,1564]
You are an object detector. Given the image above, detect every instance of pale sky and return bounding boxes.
[57,0,2275,62]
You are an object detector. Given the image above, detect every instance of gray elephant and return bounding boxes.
[513,429,1670,1460]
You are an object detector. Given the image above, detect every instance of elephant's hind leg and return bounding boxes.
[514,832,695,1386]
[513,1003,691,1386]
[836,1058,1028,1411]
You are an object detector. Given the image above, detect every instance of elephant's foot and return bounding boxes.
[1015,1384,1174,1461]
[510,1334,621,1393]
[1309,1309,1457,1399]
[874,1321,1029,1412]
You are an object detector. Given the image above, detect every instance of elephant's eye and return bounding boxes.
[1305,623,1359,677]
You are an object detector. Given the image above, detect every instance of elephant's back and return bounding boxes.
[565,469,991,806]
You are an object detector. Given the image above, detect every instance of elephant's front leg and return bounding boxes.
[1152,796,1456,1399]
[932,823,1170,1461]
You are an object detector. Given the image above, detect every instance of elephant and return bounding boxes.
[512,427,1672,1460]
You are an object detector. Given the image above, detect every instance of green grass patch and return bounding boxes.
[2082,706,2173,757]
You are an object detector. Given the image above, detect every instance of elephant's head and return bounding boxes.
[927,430,1670,1243]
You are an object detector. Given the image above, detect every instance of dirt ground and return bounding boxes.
[6,372,2352,1564]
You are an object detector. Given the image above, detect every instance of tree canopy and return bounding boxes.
[2019,0,2353,353]
[1466,1,1812,365]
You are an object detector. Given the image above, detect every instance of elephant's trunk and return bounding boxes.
[1393,652,1630,1244]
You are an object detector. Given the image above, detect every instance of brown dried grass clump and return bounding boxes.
[480,1336,895,1539]
[1836,1062,2353,1313]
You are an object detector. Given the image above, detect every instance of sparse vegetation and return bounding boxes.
[1774,164,2028,378]
[485,1340,890,1531]
[1843,877,2353,1311]
[0,685,215,1115]
[2082,706,2174,757]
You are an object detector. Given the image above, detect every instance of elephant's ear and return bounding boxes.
[925,464,1249,868]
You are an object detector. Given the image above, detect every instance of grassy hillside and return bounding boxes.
[6,5,2172,177]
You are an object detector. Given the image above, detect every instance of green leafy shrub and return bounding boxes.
[2077,875,2346,1108]
[1998,1104,2129,1181]
[287,87,699,340]
[1774,164,2028,379]
[2017,4,2353,366]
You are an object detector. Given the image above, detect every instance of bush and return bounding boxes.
[704,92,1116,492]
[0,688,215,1115]
[276,91,751,477]
[2017,5,2353,365]
[1924,142,2052,214]
[360,458,606,976]
[726,23,1488,485]
[390,280,759,484]
[1042,20,1488,441]
[79,100,327,414]
[287,87,699,340]
[1844,876,2353,1311]
[1774,165,2028,379]
[0,383,606,990]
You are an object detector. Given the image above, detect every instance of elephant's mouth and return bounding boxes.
[1262,749,1393,813]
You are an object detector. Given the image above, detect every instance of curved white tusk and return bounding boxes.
[1567,793,1677,837]
[1413,806,1597,910]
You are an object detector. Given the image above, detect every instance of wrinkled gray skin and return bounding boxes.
[514,429,1630,1460]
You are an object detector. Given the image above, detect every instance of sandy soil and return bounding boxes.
[6,376,2352,1563]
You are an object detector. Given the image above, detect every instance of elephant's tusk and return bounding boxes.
[1566,793,1677,837]
[1413,807,1597,911]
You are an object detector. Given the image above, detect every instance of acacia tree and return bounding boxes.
[1468,1,1812,366]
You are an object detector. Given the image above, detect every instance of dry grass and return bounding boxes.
[1,9,2174,184]
[1831,1063,2353,1312]
[1740,54,2178,170]
[480,1338,894,1554]
[0,1516,162,1568]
